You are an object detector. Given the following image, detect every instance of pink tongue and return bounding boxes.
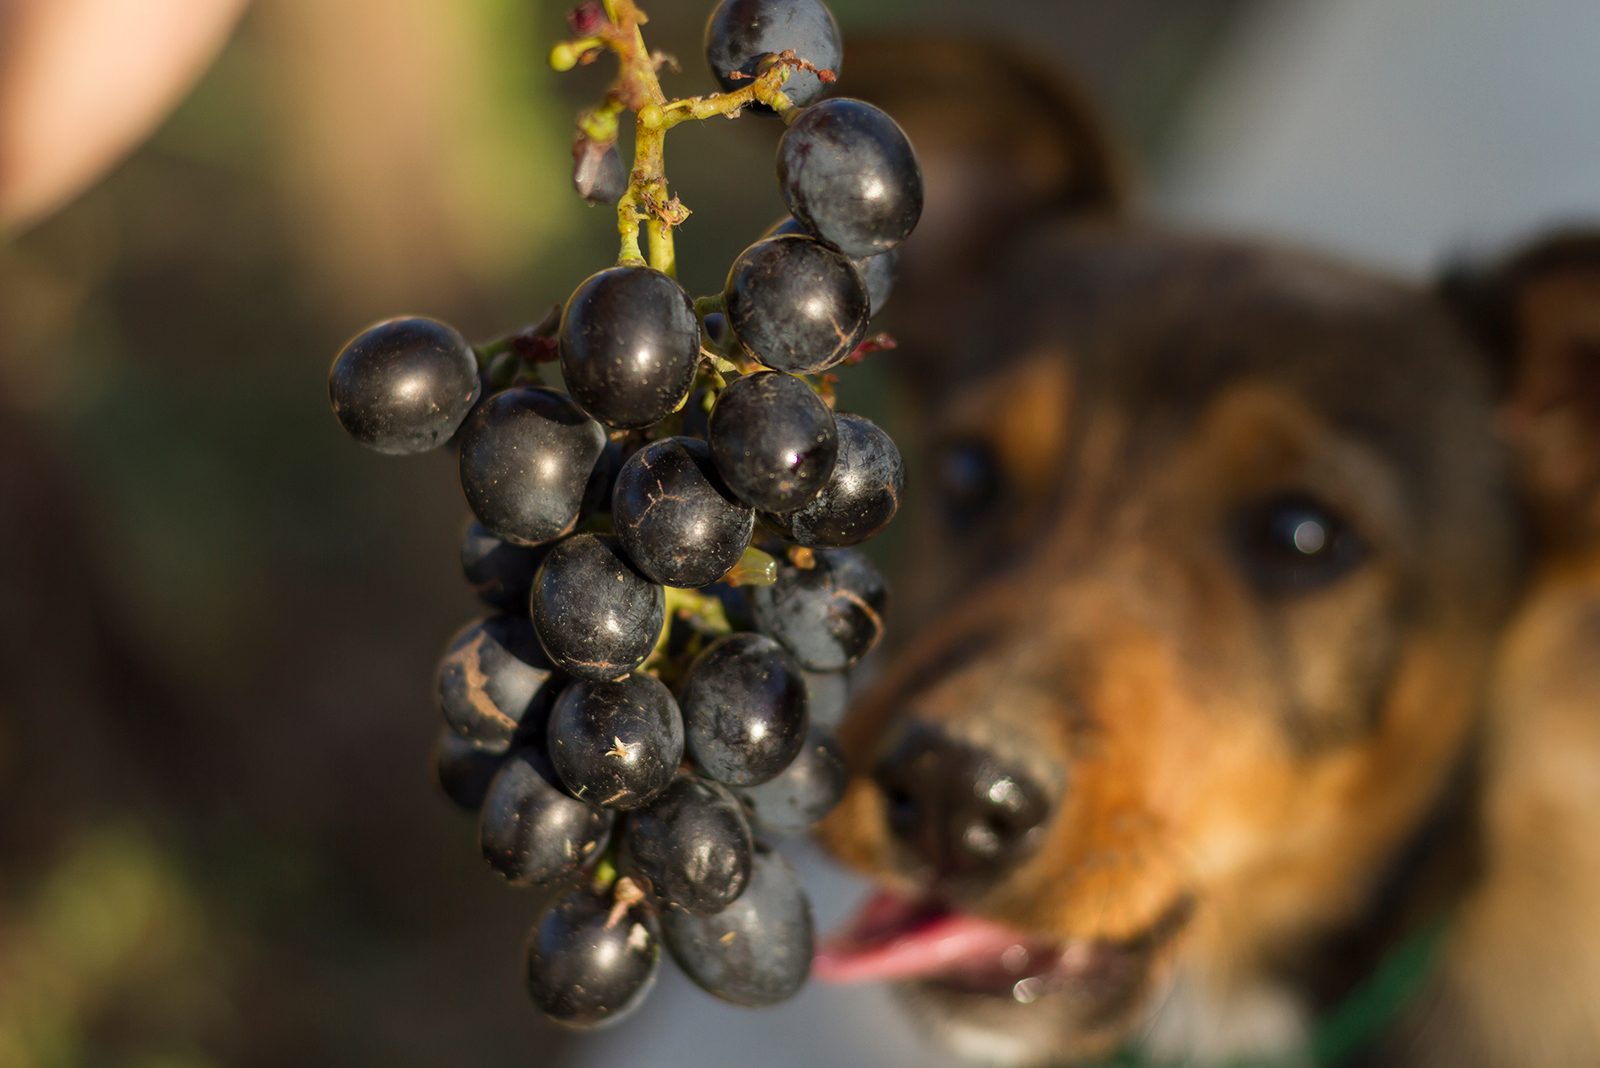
[814,892,1037,984]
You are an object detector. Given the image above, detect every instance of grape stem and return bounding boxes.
[643,583,735,683]
[470,304,562,366]
[725,545,778,587]
[551,0,833,273]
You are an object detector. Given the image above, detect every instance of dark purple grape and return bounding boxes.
[708,371,837,513]
[573,138,627,205]
[748,548,887,671]
[802,668,849,729]
[559,266,700,429]
[480,746,614,886]
[526,878,660,1027]
[623,773,753,914]
[435,615,561,753]
[460,519,549,613]
[433,728,507,812]
[738,726,847,834]
[777,98,923,258]
[724,235,868,374]
[328,317,480,455]
[680,633,808,787]
[704,0,842,111]
[531,534,665,682]
[548,673,684,809]
[661,843,812,1006]
[612,437,754,589]
[457,387,606,546]
[762,412,903,547]
[764,216,899,317]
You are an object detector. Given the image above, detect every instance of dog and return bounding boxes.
[812,39,1600,1068]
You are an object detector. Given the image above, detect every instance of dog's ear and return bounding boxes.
[838,37,1124,348]
[1445,232,1600,552]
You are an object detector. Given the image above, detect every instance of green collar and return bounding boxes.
[1105,915,1450,1068]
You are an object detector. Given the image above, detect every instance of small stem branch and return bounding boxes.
[658,66,795,127]
[725,546,778,587]
[553,1,831,271]
[471,307,560,365]
[576,95,626,143]
[472,338,514,365]
[615,194,645,266]
[647,218,674,275]
[601,0,668,107]
[550,36,605,71]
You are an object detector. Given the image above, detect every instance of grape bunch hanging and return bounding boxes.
[326,0,919,1028]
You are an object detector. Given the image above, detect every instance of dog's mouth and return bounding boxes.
[815,891,1157,1005]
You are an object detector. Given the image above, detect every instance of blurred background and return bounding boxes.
[0,0,1595,1065]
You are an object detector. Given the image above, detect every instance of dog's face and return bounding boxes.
[808,41,1577,1066]
[819,222,1518,1063]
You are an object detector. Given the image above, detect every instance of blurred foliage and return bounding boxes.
[0,827,227,1068]
[0,0,1245,1063]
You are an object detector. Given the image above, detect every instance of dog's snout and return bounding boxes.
[873,725,1052,883]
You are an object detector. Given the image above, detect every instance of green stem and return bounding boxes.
[724,546,777,587]
[615,194,645,266]
[553,0,819,271]
[471,337,515,367]
[471,307,562,369]
[647,217,675,276]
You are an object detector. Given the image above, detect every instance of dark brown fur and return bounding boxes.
[818,39,1600,1067]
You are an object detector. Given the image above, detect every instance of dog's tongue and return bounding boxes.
[814,891,1049,985]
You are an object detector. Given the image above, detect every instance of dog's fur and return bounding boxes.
[817,40,1600,1067]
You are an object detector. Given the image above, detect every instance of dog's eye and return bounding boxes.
[936,440,1001,525]
[1233,493,1367,593]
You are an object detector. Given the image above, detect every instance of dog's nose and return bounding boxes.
[874,725,1051,882]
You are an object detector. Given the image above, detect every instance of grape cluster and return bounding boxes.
[326,0,918,1030]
